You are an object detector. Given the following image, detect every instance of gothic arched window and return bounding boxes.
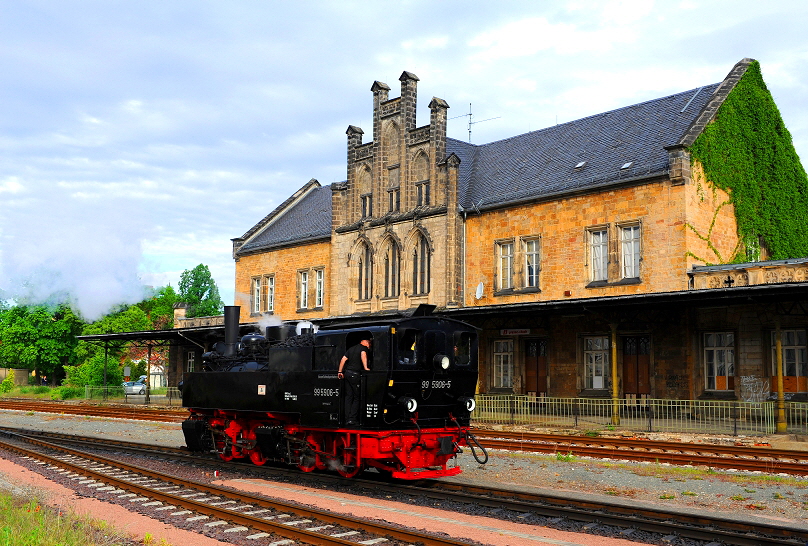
[383,242,400,298]
[412,234,430,295]
[358,243,373,300]
[412,153,429,206]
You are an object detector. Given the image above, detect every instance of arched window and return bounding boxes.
[412,153,429,206]
[357,167,372,219]
[383,242,400,298]
[358,243,373,300]
[412,234,430,295]
[384,123,400,164]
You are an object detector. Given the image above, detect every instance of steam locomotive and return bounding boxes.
[180,305,485,479]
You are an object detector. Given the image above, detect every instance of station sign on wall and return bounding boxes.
[500,329,530,336]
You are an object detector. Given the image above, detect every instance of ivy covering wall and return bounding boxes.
[689,61,808,262]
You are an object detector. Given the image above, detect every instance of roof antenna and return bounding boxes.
[449,103,500,142]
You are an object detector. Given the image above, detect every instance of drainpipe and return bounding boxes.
[775,319,787,433]
[611,323,620,426]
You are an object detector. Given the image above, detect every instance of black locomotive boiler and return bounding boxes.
[180,305,485,479]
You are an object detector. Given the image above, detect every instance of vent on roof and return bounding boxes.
[574,161,587,170]
[621,162,634,170]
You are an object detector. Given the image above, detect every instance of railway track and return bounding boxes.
[0,428,469,545]
[471,429,808,475]
[3,426,807,546]
[0,398,187,422]
[5,399,808,476]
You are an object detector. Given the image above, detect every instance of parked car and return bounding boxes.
[122,380,146,395]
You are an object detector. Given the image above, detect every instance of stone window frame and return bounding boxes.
[250,276,262,315]
[411,234,431,296]
[618,220,642,280]
[382,241,400,298]
[586,225,609,283]
[494,238,515,293]
[298,269,309,310]
[264,274,275,313]
[415,180,430,207]
[357,243,373,301]
[703,331,736,391]
[360,193,373,218]
[521,235,541,290]
[313,268,325,309]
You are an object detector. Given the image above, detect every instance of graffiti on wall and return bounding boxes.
[739,375,769,403]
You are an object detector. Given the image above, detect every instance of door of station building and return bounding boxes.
[622,335,651,400]
[523,339,547,396]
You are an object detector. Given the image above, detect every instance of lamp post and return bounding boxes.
[611,323,620,426]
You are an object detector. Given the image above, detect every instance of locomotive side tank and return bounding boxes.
[180,305,483,479]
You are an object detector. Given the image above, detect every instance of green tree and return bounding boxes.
[137,284,180,329]
[178,264,224,318]
[76,305,151,363]
[63,354,124,387]
[0,305,83,384]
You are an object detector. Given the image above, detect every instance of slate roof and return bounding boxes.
[236,182,333,255]
[448,82,721,210]
[237,80,727,252]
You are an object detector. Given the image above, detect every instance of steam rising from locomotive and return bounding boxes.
[180,305,486,479]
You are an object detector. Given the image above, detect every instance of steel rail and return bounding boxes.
[0,430,470,546]
[6,427,806,546]
[471,430,808,474]
[0,399,187,422]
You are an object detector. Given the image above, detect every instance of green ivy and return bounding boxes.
[689,61,808,262]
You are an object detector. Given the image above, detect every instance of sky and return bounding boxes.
[1,1,806,321]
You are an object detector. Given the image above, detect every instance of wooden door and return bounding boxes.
[623,336,651,396]
[523,339,547,396]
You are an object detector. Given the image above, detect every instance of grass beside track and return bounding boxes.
[0,492,144,546]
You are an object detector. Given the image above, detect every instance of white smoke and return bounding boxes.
[0,201,150,321]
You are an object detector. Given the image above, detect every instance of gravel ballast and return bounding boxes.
[3,408,808,544]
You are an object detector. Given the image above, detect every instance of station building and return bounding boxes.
[203,58,808,403]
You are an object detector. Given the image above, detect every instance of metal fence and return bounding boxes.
[84,386,183,406]
[472,395,808,436]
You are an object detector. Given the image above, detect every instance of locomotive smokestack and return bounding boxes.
[223,306,240,357]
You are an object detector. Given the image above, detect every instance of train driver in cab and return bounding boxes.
[338,335,372,425]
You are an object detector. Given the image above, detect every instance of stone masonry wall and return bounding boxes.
[234,241,331,323]
[464,177,690,306]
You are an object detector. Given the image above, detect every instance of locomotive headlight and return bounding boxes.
[433,354,450,370]
[398,396,418,413]
[459,396,476,412]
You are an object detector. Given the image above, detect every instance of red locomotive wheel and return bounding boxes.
[335,436,362,478]
[249,449,267,465]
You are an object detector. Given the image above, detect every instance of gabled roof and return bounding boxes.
[449,81,722,211]
[234,180,333,256]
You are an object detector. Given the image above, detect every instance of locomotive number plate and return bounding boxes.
[422,380,452,389]
[314,387,339,397]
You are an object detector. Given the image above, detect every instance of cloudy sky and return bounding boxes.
[1,1,806,320]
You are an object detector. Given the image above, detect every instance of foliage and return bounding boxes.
[0,305,83,380]
[64,354,124,387]
[136,284,180,329]
[0,370,14,394]
[49,386,84,400]
[76,305,150,363]
[179,264,224,318]
[0,494,133,545]
[689,61,808,262]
